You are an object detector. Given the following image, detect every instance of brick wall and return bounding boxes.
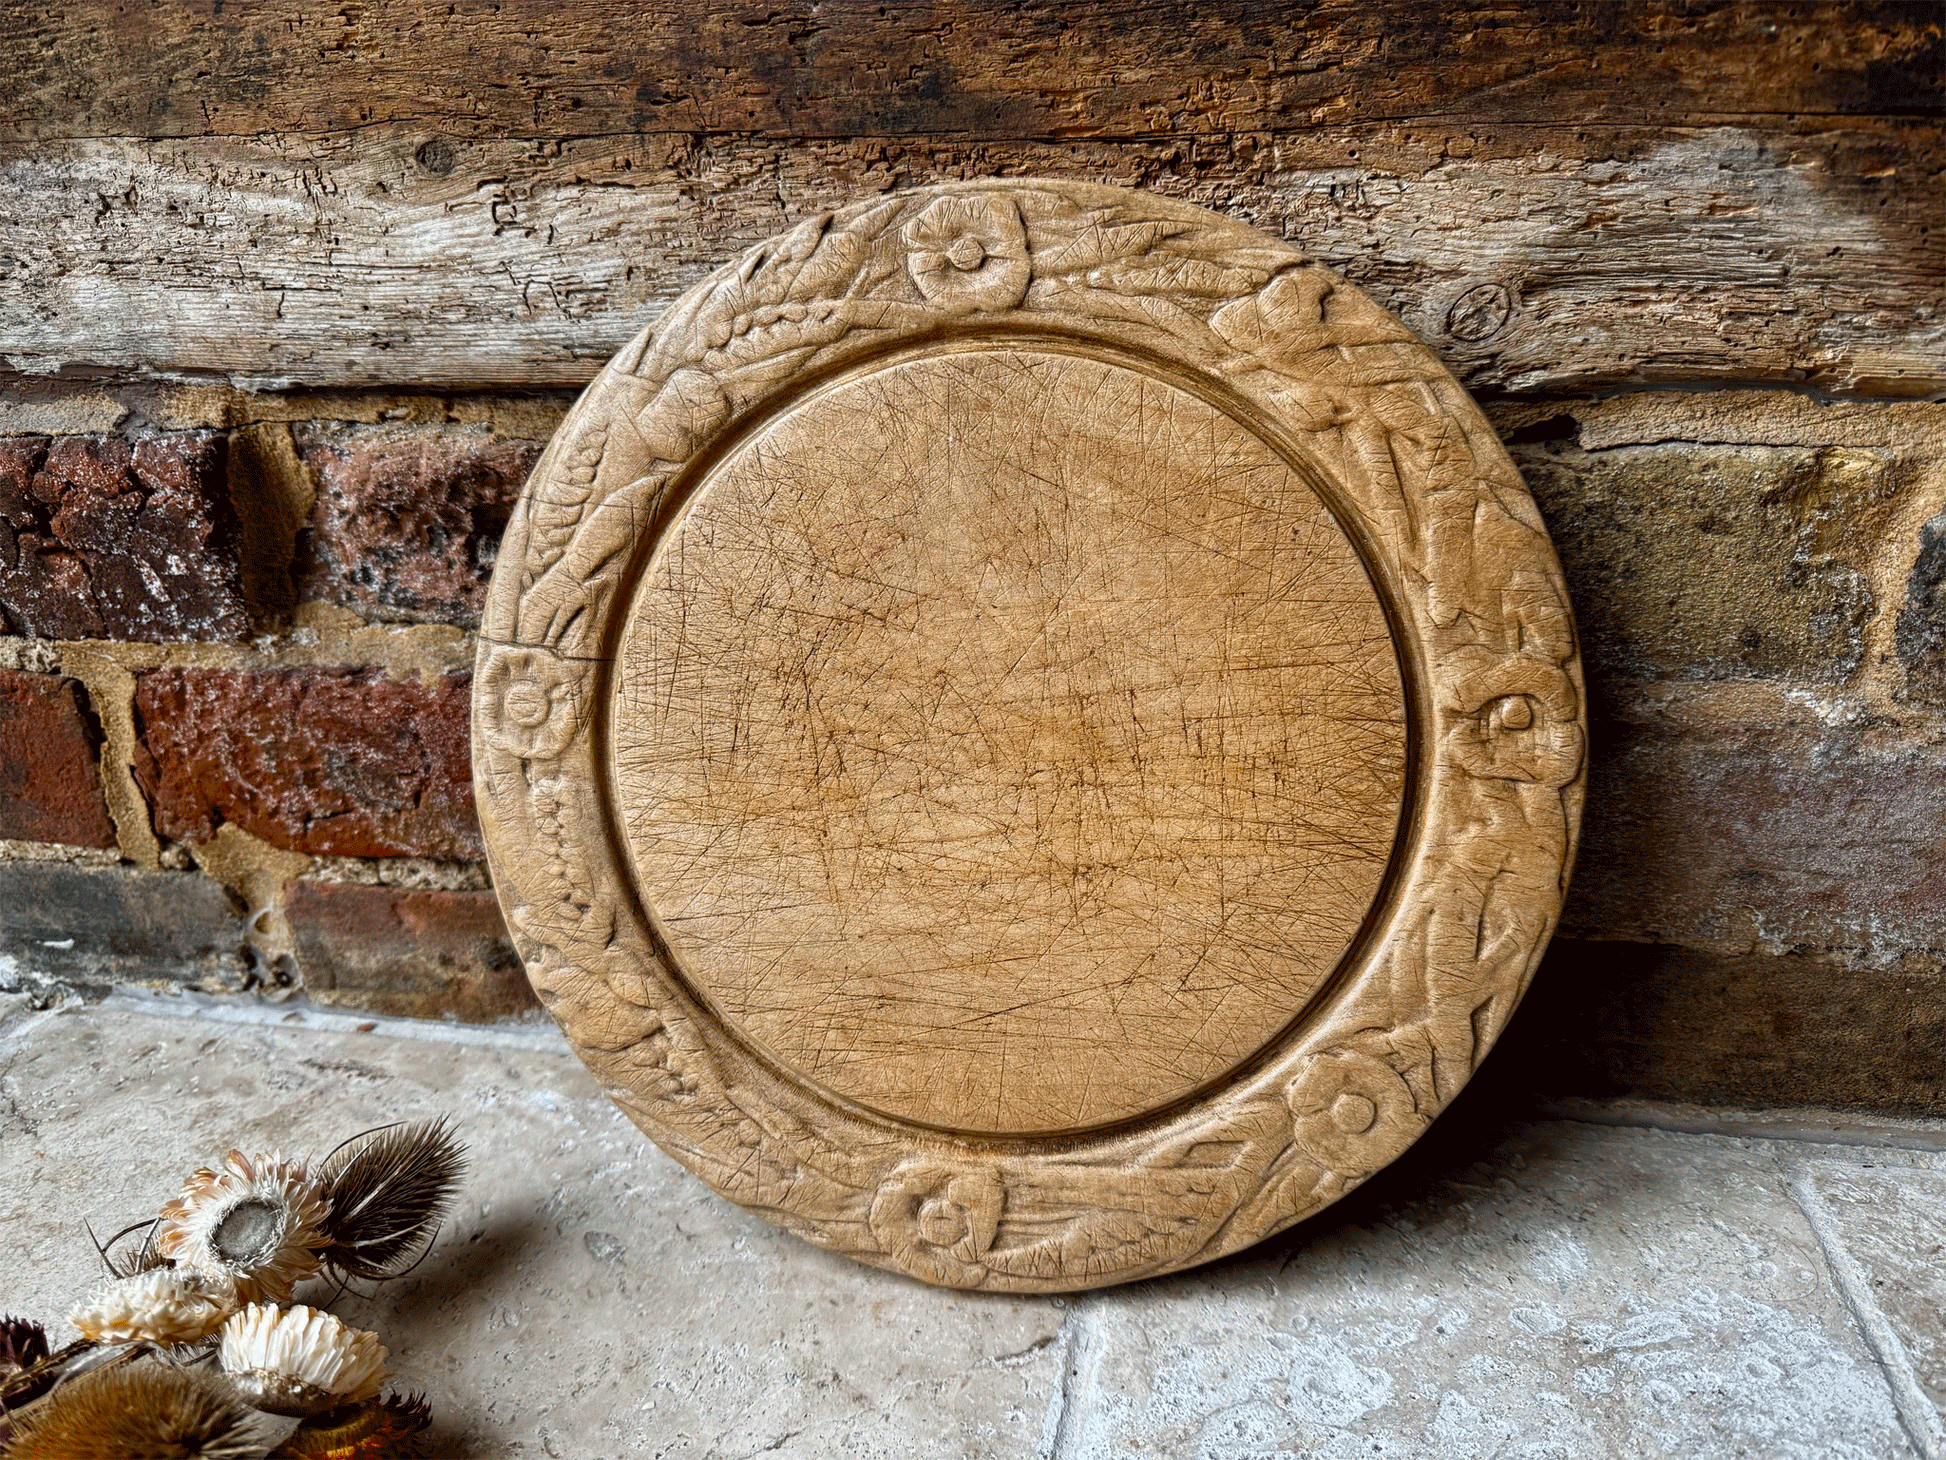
[2,0,1940,1109]
[0,391,568,1023]
[4,386,1941,1112]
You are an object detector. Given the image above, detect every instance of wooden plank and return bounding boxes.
[2,0,1939,143]
[1,123,1938,395]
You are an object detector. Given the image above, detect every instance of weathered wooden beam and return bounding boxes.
[2,0,1938,143]
[1,123,1938,394]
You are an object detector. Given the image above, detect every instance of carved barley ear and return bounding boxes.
[317,1118,468,1282]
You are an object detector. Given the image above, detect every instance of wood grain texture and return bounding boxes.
[0,1,1938,394]
[2,125,1936,395]
[5,0,1937,141]
[473,180,1585,1289]
[615,345,1409,1134]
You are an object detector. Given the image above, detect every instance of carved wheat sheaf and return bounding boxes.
[473,180,1585,1291]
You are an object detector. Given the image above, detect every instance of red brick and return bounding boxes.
[295,428,539,627]
[0,433,248,642]
[0,670,116,848]
[132,667,480,859]
[1563,718,1946,963]
[285,880,534,1023]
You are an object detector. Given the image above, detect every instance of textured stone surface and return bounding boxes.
[3,998,1943,1457]
[0,431,248,642]
[1054,1121,1929,1460]
[1897,506,1946,706]
[0,862,244,990]
[1515,438,1897,683]
[286,879,532,1023]
[0,669,115,847]
[295,426,540,626]
[132,666,480,859]
[1800,1164,1946,1425]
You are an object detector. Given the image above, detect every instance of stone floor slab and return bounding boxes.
[2,993,1942,1459]
[1051,1120,1935,1460]
[0,996,1065,1457]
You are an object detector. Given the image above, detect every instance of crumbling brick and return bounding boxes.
[0,669,116,847]
[133,666,480,860]
[295,426,539,627]
[0,433,249,642]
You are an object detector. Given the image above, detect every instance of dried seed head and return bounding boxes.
[268,1392,434,1457]
[69,1266,239,1346]
[0,1315,49,1374]
[3,1363,277,1460]
[159,1151,331,1304]
[318,1119,467,1281]
[219,1303,388,1418]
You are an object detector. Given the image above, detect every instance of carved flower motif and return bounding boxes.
[902,195,1031,314]
[867,1161,1005,1287]
[481,646,586,761]
[1287,1047,1426,1178]
[1446,656,1583,787]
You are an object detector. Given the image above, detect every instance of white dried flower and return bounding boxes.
[68,1266,238,1346]
[157,1150,331,1304]
[218,1303,388,1418]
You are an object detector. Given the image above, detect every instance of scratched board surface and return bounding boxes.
[612,347,1409,1133]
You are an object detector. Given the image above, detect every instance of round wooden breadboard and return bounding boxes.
[475,180,1584,1291]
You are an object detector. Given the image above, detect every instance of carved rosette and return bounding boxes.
[474,179,1584,1291]
[867,1162,1006,1287]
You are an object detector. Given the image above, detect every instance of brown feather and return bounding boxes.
[317,1119,468,1281]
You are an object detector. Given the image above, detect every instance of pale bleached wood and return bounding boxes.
[1,123,1937,395]
[473,179,1585,1290]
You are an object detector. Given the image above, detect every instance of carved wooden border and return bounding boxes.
[474,180,1584,1291]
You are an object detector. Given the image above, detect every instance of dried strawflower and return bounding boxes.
[219,1303,388,1418]
[68,1265,238,1346]
[318,1119,467,1281]
[159,1150,331,1303]
[2,1362,277,1460]
[269,1392,433,1458]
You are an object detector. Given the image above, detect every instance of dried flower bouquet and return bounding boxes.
[0,1119,466,1460]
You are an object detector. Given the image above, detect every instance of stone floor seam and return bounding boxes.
[1788,1167,1946,1459]
[1042,1296,1106,1460]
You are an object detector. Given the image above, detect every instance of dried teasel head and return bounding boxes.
[0,1315,49,1375]
[219,1303,388,1418]
[317,1119,467,1281]
[2,1362,278,1460]
[268,1392,434,1458]
[158,1151,331,1304]
[69,1266,238,1347]
[0,1314,55,1424]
